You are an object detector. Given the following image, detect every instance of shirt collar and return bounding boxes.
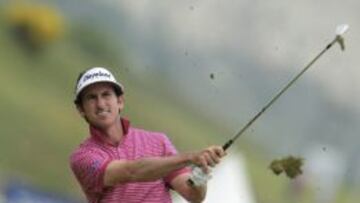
[89,117,130,145]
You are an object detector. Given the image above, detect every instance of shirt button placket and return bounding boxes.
[117,145,126,159]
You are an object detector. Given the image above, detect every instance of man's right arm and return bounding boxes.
[103,145,226,203]
[103,154,192,186]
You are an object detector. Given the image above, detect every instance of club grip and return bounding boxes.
[222,140,233,151]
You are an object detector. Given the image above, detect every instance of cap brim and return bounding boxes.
[74,80,124,104]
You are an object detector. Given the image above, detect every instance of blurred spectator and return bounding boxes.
[5,2,64,51]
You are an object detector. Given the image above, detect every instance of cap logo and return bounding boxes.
[82,70,111,84]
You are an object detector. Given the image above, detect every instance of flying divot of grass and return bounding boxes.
[269,156,304,179]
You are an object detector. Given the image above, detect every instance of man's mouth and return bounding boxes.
[96,109,111,117]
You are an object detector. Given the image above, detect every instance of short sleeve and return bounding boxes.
[70,148,111,196]
[161,133,178,156]
[160,134,191,184]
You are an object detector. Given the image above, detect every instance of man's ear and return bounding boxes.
[76,104,86,117]
[117,95,125,111]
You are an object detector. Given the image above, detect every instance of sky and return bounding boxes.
[108,0,359,110]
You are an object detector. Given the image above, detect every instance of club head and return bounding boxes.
[336,24,349,36]
[335,24,349,51]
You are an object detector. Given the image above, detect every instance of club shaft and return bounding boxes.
[222,37,338,151]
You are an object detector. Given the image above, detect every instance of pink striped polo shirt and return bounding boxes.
[70,118,190,203]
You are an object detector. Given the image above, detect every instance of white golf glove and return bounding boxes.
[188,165,212,187]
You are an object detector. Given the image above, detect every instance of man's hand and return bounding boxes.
[188,146,226,186]
[170,146,227,202]
[190,146,226,174]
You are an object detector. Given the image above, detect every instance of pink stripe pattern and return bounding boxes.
[70,120,189,203]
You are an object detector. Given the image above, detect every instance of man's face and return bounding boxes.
[77,82,124,129]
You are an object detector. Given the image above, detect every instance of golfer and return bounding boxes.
[70,67,226,203]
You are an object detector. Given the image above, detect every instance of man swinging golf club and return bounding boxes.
[70,67,226,203]
[70,24,349,203]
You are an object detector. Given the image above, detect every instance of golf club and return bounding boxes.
[188,24,349,186]
[222,24,349,150]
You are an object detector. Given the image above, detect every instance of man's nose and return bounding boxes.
[96,97,106,108]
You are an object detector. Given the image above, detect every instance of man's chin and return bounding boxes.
[90,120,113,129]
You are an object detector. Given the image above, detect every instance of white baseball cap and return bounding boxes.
[74,67,124,103]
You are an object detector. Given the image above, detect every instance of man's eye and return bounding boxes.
[103,92,112,97]
[85,95,97,101]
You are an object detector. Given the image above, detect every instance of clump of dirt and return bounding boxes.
[269,156,304,179]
